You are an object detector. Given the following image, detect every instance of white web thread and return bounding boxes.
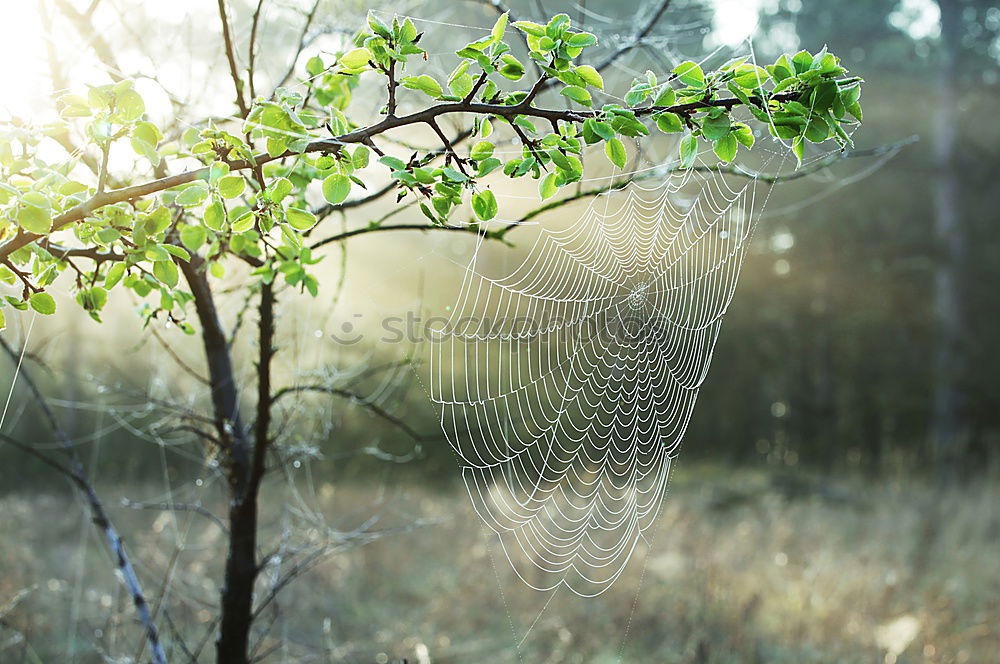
[428,138,781,596]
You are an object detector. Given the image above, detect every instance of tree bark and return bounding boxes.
[180,258,259,664]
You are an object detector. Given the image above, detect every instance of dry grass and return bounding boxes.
[1,464,997,663]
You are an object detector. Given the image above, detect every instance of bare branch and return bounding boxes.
[121,497,229,533]
[273,0,323,94]
[271,384,428,444]
[0,338,167,664]
[217,0,250,118]
[248,0,266,100]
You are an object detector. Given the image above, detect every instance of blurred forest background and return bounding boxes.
[1,0,998,663]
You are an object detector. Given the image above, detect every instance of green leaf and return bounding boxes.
[180,224,208,252]
[491,11,509,41]
[701,113,732,140]
[732,65,769,89]
[339,47,372,70]
[804,117,831,143]
[204,201,225,230]
[267,177,293,203]
[846,101,863,122]
[17,204,51,234]
[679,133,697,168]
[560,85,592,107]
[605,137,627,168]
[163,244,190,262]
[566,32,598,47]
[791,136,805,166]
[575,65,604,90]
[76,286,108,314]
[471,189,498,221]
[810,81,838,111]
[733,124,755,148]
[713,134,738,162]
[352,145,370,169]
[104,263,126,290]
[655,112,683,133]
[175,182,209,207]
[306,55,325,76]
[470,141,495,161]
[672,61,704,87]
[114,88,145,123]
[653,85,676,107]
[401,75,443,98]
[539,172,558,200]
[322,174,352,205]
[29,292,56,315]
[231,209,255,233]
[153,260,178,287]
[217,175,245,199]
[513,21,546,37]
[286,206,317,231]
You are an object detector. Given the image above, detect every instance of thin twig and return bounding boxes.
[217,0,249,118]
[0,339,168,664]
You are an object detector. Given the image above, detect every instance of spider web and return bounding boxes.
[427,136,787,596]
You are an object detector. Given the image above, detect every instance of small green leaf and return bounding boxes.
[575,65,604,90]
[513,21,546,37]
[605,137,627,168]
[267,177,293,203]
[701,113,732,140]
[153,260,179,287]
[204,201,225,230]
[322,174,352,205]
[17,205,51,234]
[470,141,495,161]
[286,206,317,231]
[713,134,738,162]
[471,189,498,221]
[352,145,370,169]
[114,88,145,122]
[29,292,56,315]
[672,61,704,87]
[539,172,558,200]
[732,65,769,89]
[339,47,372,70]
[230,209,255,233]
[566,32,598,47]
[175,182,209,207]
[180,224,208,252]
[560,85,592,107]
[733,124,755,148]
[104,263,126,290]
[810,81,838,111]
[217,175,245,199]
[791,136,805,166]
[401,75,443,98]
[653,85,676,107]
[679,134,697,168]
[491,11,509,41]
[655,112,683,133]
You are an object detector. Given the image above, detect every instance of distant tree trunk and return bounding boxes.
[931,0,966,480]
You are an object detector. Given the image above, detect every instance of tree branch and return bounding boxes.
[271,384,427,444]
[217,0,249,118]
[0,338,167,664]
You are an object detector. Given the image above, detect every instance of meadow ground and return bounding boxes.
[1,463,997,663]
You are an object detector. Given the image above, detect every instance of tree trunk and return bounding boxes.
[181,259,259,664]
[931,0,966,480]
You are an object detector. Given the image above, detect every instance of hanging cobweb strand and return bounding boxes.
[428,153,768,596]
